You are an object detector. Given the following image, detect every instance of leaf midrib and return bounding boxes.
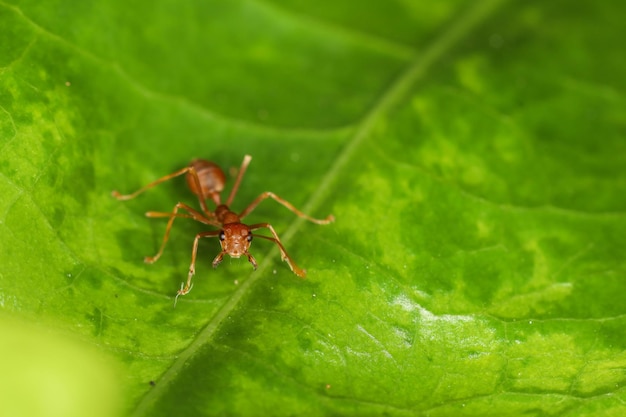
[131,0,508,414]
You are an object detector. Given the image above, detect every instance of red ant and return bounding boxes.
[112,155,334,300]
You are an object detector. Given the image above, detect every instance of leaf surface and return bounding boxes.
[1,0,626,416]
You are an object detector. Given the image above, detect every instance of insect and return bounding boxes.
[112,155,334,300]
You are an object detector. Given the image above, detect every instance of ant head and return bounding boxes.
[218,223,253,259]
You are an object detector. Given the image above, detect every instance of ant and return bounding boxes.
[112,155,334,301]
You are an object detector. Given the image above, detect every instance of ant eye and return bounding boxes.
[247,233,253,242]
[219,231,226,241]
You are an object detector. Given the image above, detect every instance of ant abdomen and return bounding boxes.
[186,159,226,204]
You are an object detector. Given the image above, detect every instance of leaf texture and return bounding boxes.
[1,0,625,416]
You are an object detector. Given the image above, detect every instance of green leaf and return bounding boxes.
[2,0,626,416]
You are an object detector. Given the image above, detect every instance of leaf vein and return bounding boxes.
[253,0,416,60]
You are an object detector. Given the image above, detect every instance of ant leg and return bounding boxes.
[112,165,213,216]
[239,192,334,224]
[249,223,306,278]
[177,230,222,298]
[144,202,218,264]
[225,155,252,206]
[112,166,192,201]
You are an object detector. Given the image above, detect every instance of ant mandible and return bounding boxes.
[112,155,334,300]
